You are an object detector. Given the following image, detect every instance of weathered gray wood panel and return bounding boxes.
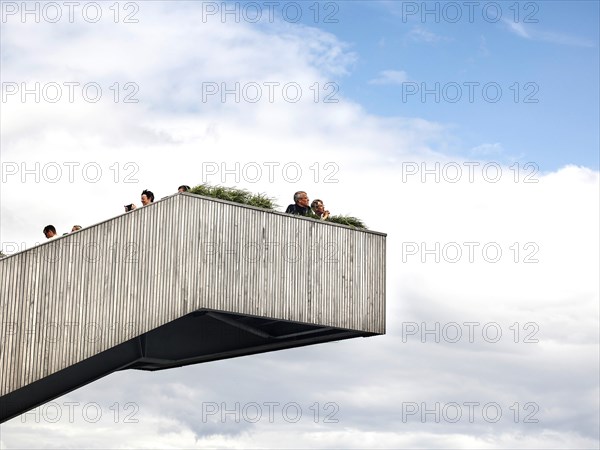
[0,193,386,396]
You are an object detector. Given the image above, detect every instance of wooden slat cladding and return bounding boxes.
[0,193,386,396]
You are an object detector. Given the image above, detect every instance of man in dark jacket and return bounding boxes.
[285,191,311,216]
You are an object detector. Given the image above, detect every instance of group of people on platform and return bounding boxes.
[42,186,190,240]
[285,191,331,220]
[42,224,81,239]
[43,187,330,240]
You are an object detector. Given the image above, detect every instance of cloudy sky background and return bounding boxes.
[0,1,598,448]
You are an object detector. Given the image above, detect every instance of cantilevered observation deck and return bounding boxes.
[0,192,386,422]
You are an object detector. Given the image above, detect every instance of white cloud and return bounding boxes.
[478,35,490,57]
[504,21,531,39]
[502,20,595,47]
[470,142,503,156]
[1,3,598,448]
[368,70,409,85]
[407,26,449,43]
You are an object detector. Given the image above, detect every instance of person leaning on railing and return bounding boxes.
[285,191,311,216]
[123,189,155,213]
[43,225,58,239]
[310,199,330,220]
[141,189,154,206]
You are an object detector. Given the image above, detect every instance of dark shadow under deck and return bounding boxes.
[0,310,373,422]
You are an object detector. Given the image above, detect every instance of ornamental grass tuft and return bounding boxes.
[325,215,367,229]
[189,184,277,210]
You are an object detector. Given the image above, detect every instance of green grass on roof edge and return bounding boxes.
[326,215,367,229]
[189,183,278,210]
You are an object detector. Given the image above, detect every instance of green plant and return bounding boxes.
[189,184,277,210]
[325,215,367,229]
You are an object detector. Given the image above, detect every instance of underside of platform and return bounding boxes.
[0,310,373,423]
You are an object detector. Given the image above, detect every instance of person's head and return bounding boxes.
[294,191,309,208]
[71,225,82,232]
[43,225,57,239]
[178,185,190,193]
[141,189,154,206]
[311,199,325,216]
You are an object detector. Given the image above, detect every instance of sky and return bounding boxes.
[0,0,599,448]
